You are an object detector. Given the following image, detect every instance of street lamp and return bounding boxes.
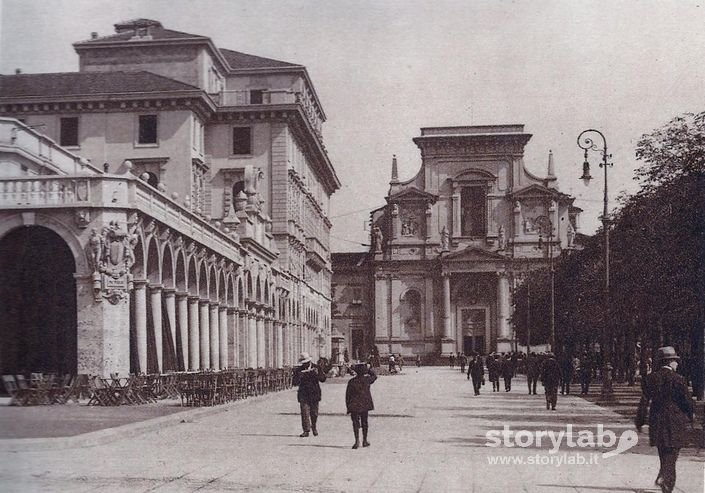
[537,216,556,352]
[577,129,614,398]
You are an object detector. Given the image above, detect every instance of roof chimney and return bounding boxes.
[390,154,399,184]
[14,68,21,75]
[547,149,555,177]
[91,32,98,40]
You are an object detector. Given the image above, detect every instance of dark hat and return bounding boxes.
[656,346,680,362]
[353,363,368,375]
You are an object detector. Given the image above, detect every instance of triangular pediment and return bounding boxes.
[443,246,506,262]
[388,186,437,203]
[511,184,567,200]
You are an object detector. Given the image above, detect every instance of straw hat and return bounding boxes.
[298,352,312,364]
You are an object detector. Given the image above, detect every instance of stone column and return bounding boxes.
[209,302,220,369]
[441,272,454,356]
[496,272,512,353]
[240,309,248,367]
[275,321,284,368]
[176,293,189,371]
[199,299,210,369]
[163,288,177,369]
[219,306,228,368]
[227,307,237,368]
[248,307,257,367]
[257,310,266,368]
[452,187,460,237]
[442,273,451,339]
[150,285,163,373]
[133,280,148,374]
[188,296,200,370]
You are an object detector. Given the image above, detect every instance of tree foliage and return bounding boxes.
[512,112,705,396]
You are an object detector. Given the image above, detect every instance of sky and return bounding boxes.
[2,0,704,252]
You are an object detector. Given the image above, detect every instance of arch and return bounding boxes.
[452,168,497,182]
[0,213,90,276]
[217,270,225,304]
[198,261,208,298]
[132,237,146,280]
[187,256,197,295]
[238,277,244,307]
[162,245,175,289]
[175,250,186,292]
[227,275,236,307]
[255,274,262,302]
[400,288,422,336]
[0,226,77,374]
[246,271,253,300]
[209,265,217,300]
[145,237,160,284]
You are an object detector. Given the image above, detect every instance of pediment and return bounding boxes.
[388,187,438,203]
[511,184,561,199]
[443,246,506,262]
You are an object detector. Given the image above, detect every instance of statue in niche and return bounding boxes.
[524,217,536,233]
[401,216,418,236]
[567,222,576,247]
[372,226,384,253]
[87,228,103,274]
[440,225,450,251]
[498,224,506,250]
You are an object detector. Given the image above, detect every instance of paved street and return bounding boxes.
[0,367,703,493]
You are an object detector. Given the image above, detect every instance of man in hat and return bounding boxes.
[292,352,327,437]
[636,346,694,493]
[540,352,561,411]
[345,362,377,449]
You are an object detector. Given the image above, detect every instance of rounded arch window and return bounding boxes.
[400,289,422,335]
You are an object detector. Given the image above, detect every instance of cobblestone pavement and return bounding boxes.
[0,367,703,492]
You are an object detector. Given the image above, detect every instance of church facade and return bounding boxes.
[332,125,580,359]
[0,19,339,377]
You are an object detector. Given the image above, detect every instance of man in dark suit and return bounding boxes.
[559,352,574,395]
[526,353,540,395]
[541,352,561,410]
[467,353,484,396]
[636,346,694,493]
[501,354,514,392]
[292,352,327,437]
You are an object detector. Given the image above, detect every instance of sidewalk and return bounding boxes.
[0,367,702,492]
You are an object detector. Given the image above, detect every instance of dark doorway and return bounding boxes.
[0,226,77,375]
[351,329,364,361]
[463,335,486,355]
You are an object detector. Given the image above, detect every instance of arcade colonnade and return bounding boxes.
[129,218,324,373]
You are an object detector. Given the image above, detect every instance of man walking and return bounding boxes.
[501,354,514,392]
[579,352,592,395]
[636,346,693,493]
[467,353,484,396]
[526,352,540,395]
[541,352,561,411]
[292,352,327,437]
[559,352,574,395]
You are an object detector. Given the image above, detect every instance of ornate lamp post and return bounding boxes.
[577,129,613,398]
[538,216,556,352]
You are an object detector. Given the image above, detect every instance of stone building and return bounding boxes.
[332,125,580,360]
[0,19,339,376]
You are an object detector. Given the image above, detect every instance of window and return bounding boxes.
[59,117,79,147]
[138,114,158,145]
[461,186,487,236]
[351,287,363,305]
[250,90,264,104]
[232,127,252,155]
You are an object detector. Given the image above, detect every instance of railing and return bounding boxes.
[213,89,297,107]
[306,236,330,267]
[0,117,99,175]
[0,176,92,207]
[0,173,246,263]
